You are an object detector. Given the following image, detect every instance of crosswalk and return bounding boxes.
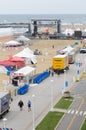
[67,109,86,117]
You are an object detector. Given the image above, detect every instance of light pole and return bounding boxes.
[50,79,54,111]
[63,70,66,93]
[3,118,7,129]
[76,58,81,81]
[32,94,35,130]
[63,70,68,93]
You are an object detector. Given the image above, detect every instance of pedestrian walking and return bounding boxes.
[18,100,24,111]
[28,100,31,111]
[50,69,54,77]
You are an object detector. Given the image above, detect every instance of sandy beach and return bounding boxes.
[0,35,81,88]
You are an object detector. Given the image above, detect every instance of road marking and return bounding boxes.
[79,111,83,116]
[67,109,86,117]
[75,110,78,115]
[83,111,86,116]
[71,110,74,114]
[67,109,71,114]
[67,96,85,130]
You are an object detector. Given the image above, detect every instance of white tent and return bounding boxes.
[61,46,74,54]
[83,29,86,32]
[4,40,22,47]
[14,47,37,64]
[63,28,74,36]
[14,66,36,76]
[75,28,81,31]
[16,35,30,42]
[11,66,36,85]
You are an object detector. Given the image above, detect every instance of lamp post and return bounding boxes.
[50,79,54,111]
[76,58,81,81]
[63,70,68,92]
[32,94,35,130]
[3,118,7,129]
[63,70,66,93]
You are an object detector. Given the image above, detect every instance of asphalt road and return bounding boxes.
[0,52,86,130]
[56,78,86,130]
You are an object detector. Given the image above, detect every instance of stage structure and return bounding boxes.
[31,19,61,37]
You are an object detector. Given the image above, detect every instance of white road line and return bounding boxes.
[75,110,78,115]
[79,111,83,116]
[67,109,86,117]
[71,110,74,114]
[83,111,86,116]
[67,109,71,114]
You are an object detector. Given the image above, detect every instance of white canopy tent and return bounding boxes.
[16,35,30,42]
[83,29,86,32]
[11,66,36,85]
[14,66,36,76]
[3,40,22,47]
[14,47,37,64]
[61,46,74,54]
[57,46,74,55]
[63,28,74,36]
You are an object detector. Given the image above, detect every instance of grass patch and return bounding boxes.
[36,111,64,130]
[54,96,73,109]
[81,119,86,130]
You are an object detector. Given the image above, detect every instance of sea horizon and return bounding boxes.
[0,14,86,37]
[0,14,86,24]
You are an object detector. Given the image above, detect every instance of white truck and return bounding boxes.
[0,91,11,118]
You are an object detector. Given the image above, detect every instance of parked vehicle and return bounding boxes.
[68,52,75,64]
[0,92,11,118]
[52,54,69,73]
[80,48,86,53]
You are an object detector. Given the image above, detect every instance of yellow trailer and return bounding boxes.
[52,54,69,73]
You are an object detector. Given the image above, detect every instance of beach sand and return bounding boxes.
[0,35,81,88]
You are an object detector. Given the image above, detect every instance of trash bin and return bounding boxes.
[7,71,10,76]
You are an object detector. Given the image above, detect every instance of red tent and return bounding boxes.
[9,56,25,62]
[0,60,15,66]
[0,56,25,69]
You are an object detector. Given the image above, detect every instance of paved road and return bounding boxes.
[56,78,86,130]
[55,53,86,130]
[0,52,85,130]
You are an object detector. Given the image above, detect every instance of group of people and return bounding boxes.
[18,100,31,111]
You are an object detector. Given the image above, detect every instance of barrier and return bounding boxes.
[17,84,29,95]
[0,128,13,130]
[33,71,50,84]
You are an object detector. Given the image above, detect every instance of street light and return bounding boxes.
[50,79,54,111]
[63,70,68,93]
[32,94,35,130]
[76,58,81,81]
[63,70,66,93]
[3,118,7,129]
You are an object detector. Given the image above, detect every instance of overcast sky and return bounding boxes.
[0,0,86,14]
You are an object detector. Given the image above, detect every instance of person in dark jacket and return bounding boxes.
[27,100,31,111]
[18,100,24,111]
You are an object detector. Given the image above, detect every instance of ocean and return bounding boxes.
[0,14,86,36]
[0,14,86,24]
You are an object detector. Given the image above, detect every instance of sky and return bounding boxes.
[0,0,86,14]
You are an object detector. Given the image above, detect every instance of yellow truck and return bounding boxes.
[52,54,69,73]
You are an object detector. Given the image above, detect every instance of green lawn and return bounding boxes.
[54,96,73,109]
[81,119,86,130]
[36,111,64,130]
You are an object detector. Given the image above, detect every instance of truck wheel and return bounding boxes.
[0,115,2,119]
[7,109,9,113]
